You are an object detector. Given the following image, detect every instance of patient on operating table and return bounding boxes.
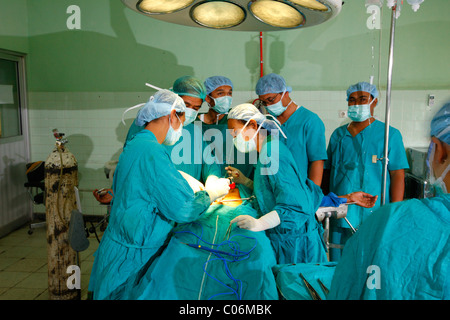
[125,180,279,300]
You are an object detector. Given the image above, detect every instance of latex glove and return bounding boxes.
[225,166,254,190]
[345,192,378,208]
[205,177,230,203]
[230,210,280,232]
[178,171,205,193]
[204,175,219,190]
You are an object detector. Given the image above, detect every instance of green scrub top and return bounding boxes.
[325,120,409,229]
[328,194,450,300]
[281,106,328,180]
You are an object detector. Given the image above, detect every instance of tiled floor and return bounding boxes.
[0,222,102,300]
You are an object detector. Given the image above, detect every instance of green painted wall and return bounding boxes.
[21,0,450,93]
[0,0,29,53]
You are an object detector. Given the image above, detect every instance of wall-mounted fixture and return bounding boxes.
[121,0,343,31]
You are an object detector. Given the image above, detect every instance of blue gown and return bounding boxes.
[124,120,221,182]
[88,130,211,300]
[325,120,409,260]
[253,135,327,264]
[281,106,328,181]
[328,194,450,300]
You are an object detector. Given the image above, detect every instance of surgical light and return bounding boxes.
[191,1,246,29]
[138,0,195,14]
[249,1,304,28]
[122,0,343,32]
[290,0,329,11]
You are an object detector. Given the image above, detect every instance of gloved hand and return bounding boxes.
[225,166,254,190]
[230,210,280,232]
[204,175,219,190]
[178,171,205,193]
[205,177,230,203]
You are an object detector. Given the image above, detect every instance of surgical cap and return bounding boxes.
[430,102,450,145]
[228,103,280,132]
[346,82,379,101]
[135,89,185,127]
[255,73,292,96]
[172,76,207,101]
[204,76,234,95]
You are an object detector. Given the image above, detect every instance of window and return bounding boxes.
[0,51,26,139]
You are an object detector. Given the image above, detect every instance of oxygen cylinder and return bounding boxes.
[45,142,79,300]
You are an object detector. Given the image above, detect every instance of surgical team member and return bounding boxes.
[164,76,223,185]
[88,90,230,300]
[200,76,255,180]
[323,82,409,262]
[227,104,377,264]
[328,103,450,300]
[255,73,327,186]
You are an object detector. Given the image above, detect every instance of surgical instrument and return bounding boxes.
[299,273,322,300]
[317,278,329,296]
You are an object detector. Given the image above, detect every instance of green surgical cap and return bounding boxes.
[172,76,207,101]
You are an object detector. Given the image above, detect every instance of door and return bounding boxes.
[0,50,31,237]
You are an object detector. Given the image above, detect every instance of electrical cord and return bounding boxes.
[174,222,258,300]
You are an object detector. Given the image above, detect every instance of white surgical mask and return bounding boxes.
[233,119,265,153]
[210,96,232,114]
[184,108,198,126]
[347,104,372,122]
[163,113,183,146]
[265,91,293,117]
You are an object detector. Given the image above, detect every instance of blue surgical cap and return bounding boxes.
[204,76,233,95]
[172,76,207,101]
[255,73,292,96]
[430,102,450,145]
[228,103,281,132]
[136,89,185,127]
[346,82,379,101]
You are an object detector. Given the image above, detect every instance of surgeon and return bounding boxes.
[328,102,450,300]
[88,90,230,300]
[227,103,377,264]
[200,76,255,180]
[323,81,409,261]
[255,73,327,186]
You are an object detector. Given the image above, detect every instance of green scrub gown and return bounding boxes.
[253,135,327,264]
[88,130,211,300]
[325,120,409,261]
[328,194,450,300]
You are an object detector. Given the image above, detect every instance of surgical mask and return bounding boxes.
[233,119,265,153]
[427,141,449,194]
[347,104,372,122]
[210,96,232,114]
[163,113,183,146]
[184,108,198,126]
[265,91,293,117]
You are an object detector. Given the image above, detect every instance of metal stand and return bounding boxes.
[316,204,357,250]
[381,4,398,206]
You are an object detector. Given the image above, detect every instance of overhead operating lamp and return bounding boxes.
[121,0,342,31]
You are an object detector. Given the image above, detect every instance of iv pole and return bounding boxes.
[381,3,398,206]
